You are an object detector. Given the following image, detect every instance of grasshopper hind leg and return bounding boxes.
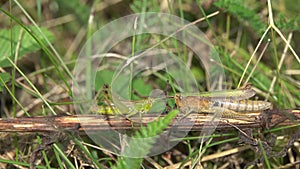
[209,107,256,122]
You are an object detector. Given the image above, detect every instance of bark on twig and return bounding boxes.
[0,109,299,132]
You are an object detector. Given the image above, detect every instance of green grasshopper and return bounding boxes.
[89,97,155,116]
[89,85,166,120]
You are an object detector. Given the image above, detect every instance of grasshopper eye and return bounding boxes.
[174,94,182,100]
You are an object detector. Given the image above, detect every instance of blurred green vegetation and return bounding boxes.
[0,0,299,168]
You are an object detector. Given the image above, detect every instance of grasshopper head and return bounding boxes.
[174,93,183,108]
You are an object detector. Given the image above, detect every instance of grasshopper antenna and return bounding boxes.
[163,80,171,96]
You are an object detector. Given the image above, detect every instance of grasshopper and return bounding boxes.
[89,97,155,116]
[89,84,166,120]
[174,86,272,119]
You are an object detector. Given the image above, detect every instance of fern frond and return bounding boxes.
[112,110,179,169]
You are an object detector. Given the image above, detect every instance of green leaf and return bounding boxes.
[55,0,89,24]
[95,70,114,90]
[0,26,54,67]
[277,13,300,32]
[0,73,10,92]
[214,0,265,35]
[95,70,153,100]
[132,78,152,98]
